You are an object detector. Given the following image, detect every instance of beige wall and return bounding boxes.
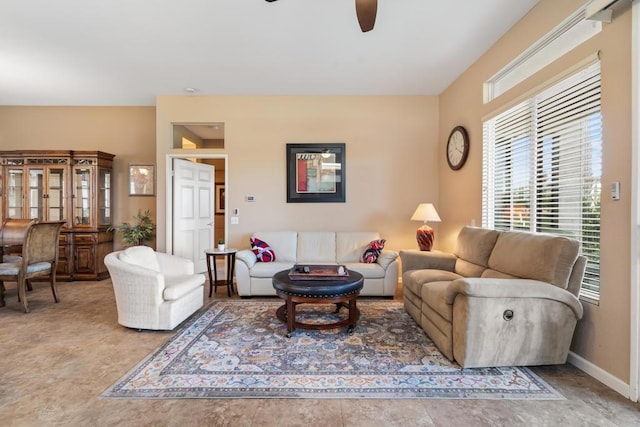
[439,0,632,382]
[0,106,157,249]
[155,96,439,255]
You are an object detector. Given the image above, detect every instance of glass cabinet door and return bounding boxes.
[27,168,44,220]
[98,168,111,226]
[6,168,25,218]
[73,167,92,226]
[47,167,65,221]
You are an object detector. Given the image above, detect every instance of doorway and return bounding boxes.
[165,153,228,273]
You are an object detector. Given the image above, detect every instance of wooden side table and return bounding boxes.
[204,248,237,297]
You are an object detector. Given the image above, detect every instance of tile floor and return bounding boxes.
[0,272,639,426]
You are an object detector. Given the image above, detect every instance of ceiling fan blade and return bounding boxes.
[355,0,377,32]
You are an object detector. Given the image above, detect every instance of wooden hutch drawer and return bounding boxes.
[74,233,97,243]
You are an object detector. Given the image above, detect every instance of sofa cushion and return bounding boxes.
[361,239,385,263]
[402,269,462,297]
[488,230,579,289]
[251,237,276,262]
[253,232,297,262]
[343,262,385,279]
[336,232,381,263]
[163,274,205,301]
[296,232,336,264]
[119,246,160,272]
[454,259,487,278]
[481,269,517,279]
[453,227,499,273]
[250,262,296,278]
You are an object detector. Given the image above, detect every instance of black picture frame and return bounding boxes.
[215,183,225,214]
[286,143,346,203]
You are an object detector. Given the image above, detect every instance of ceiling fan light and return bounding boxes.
[356,0,377,32]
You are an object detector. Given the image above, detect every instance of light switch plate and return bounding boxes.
[611,181,620,200]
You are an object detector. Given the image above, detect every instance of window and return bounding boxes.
[483,61,602,301]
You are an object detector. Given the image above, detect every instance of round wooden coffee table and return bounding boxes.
[272,268,364,338]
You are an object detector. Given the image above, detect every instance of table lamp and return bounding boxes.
[410,203,441,251]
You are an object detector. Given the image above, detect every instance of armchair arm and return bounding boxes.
[156,252,194,275]
[446,278,583,319]
[107,260,165,307]
[376,250,398,270]
[399,250,457,273]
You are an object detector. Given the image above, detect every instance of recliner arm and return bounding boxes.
[399,250,457,273]
[446,277,584,319]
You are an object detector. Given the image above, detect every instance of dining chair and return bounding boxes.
[0,221,65,313]
[0,218,37,262]
[0,218,37,306]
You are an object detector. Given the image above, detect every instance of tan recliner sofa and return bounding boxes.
[399,226,586,368]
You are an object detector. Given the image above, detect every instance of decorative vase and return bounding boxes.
[416,225,435,251]
[218,244,225,251]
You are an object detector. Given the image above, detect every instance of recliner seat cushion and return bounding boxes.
[402,269,462,296]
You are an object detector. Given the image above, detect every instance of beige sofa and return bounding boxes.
[400,226,586,368]
[235,231,399,297]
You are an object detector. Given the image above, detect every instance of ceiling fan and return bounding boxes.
[265,0,378,33]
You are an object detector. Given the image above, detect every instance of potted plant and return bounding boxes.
[109,209,155,246]
[218,238,225,251]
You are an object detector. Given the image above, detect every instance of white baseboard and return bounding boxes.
[567,351,632,399]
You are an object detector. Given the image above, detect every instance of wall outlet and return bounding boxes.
[231,216,239,225]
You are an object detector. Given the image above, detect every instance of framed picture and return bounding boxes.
[128,164,155,196]
[286,143,345,203]
[215,183,225,214]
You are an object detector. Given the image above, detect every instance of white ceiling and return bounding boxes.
[0,0,539,106]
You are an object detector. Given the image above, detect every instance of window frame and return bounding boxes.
[482,61,603,302]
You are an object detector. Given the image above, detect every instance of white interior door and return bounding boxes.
[172,158,215,273]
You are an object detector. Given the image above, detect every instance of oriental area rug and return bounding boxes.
[101,300,564,400]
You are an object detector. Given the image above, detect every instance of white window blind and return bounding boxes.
[483,61,602,300]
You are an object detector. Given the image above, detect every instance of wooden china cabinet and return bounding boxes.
[0,150,115,280]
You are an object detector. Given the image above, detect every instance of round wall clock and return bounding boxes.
[446,126,469,170]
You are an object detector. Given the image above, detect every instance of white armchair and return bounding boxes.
[104,246,205,330]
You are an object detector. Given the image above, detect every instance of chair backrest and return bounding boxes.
[1,218,37,250]
[22,221,65,266]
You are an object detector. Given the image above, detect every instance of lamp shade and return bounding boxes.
[410,203,441,223]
